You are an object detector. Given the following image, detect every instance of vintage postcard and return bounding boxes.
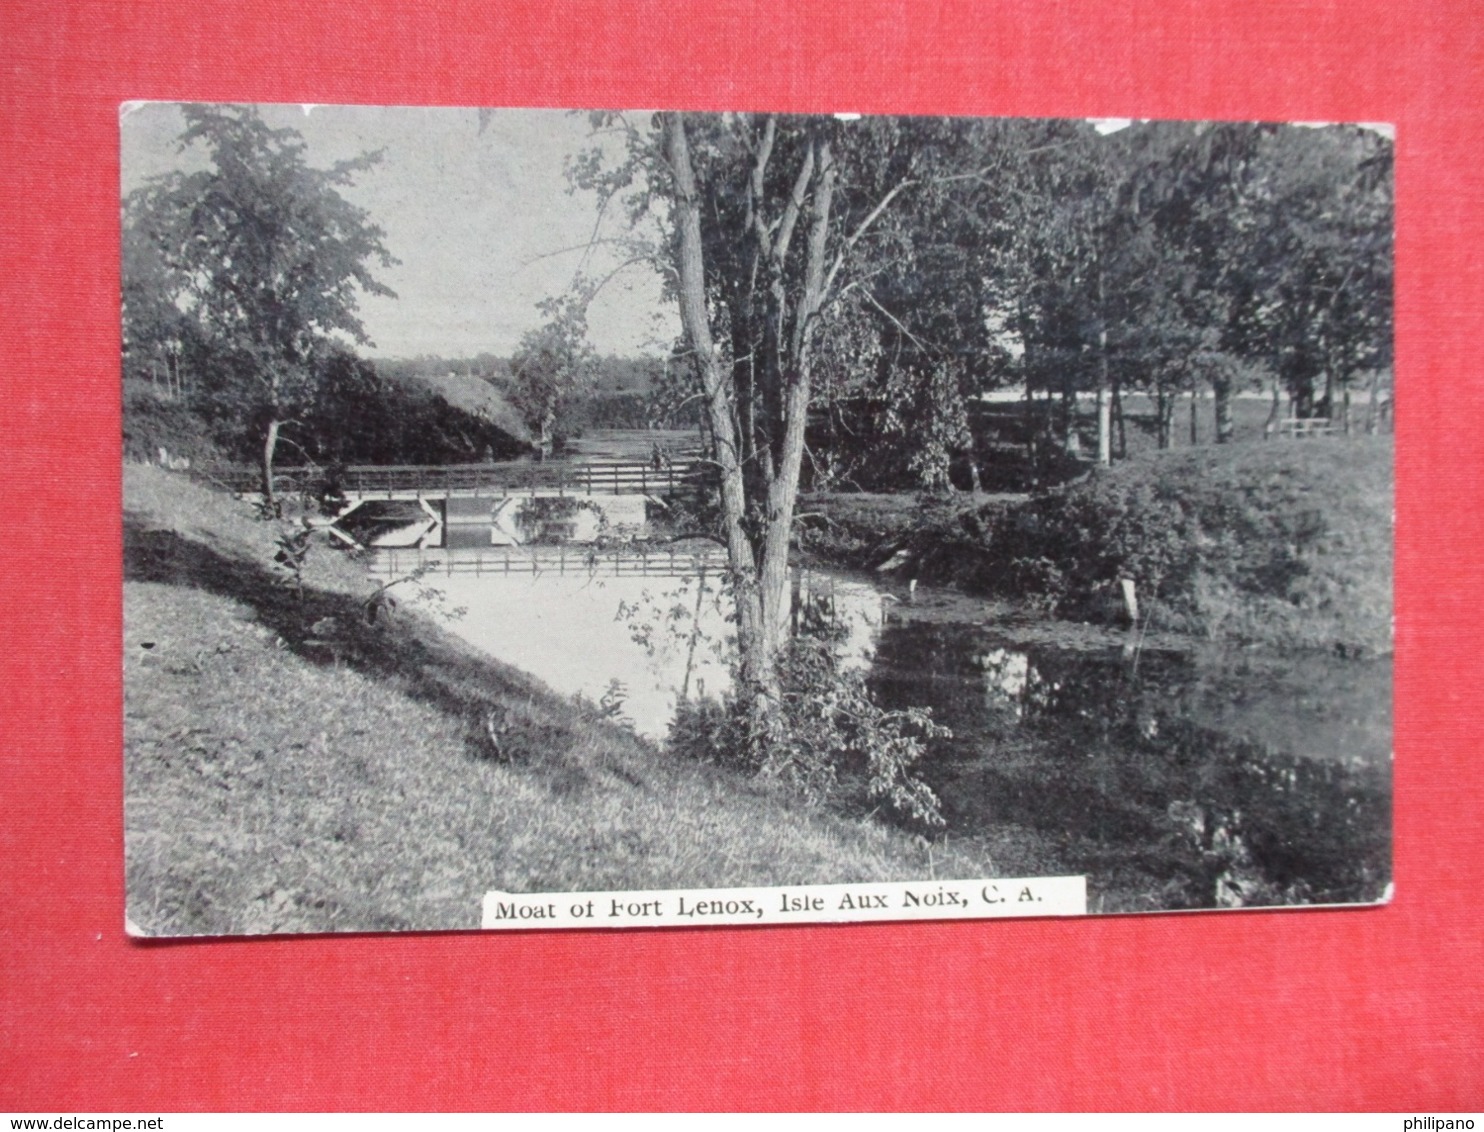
[121,104,1392,935]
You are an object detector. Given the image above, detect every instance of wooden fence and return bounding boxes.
[1266,418,1337,439]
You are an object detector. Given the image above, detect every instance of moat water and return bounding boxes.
[411,562,1391,911]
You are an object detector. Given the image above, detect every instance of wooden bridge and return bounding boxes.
[221,456,709,502]
[368,544,728,580]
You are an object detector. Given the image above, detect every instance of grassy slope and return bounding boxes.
[1105,436,1393,651]
[803,437,1393,654]
[124,466,1003,936]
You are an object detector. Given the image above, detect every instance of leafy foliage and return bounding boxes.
[122,381,231,467]
[926,438,1393,652]
[122,105,397,500]
[615,568,950,827]
[271,520,316,606]
[670,632,949,829]
[507,293,599,456]
[802,119,1393,481]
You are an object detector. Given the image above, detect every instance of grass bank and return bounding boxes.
[802,437,1392,655]
[123,465,1015,936]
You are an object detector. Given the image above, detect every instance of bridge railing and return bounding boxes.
[370,544,727,579]
[215,457,711,500]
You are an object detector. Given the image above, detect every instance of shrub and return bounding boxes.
[122,382,231,466]
[964,437,1393,652]
[670,633,949,830]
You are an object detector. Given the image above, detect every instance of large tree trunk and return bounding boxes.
[966,431,984,495]
[665,113,842,739]
[1022,359,1037,463]
[1062,380,1077,455]
[756,135,836,681]
[667,116,799,715]
[665,115,768,702]
[1019,309,1040,477]
[537,410,554,461]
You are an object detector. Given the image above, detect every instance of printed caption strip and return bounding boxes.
[483,875,1087,929]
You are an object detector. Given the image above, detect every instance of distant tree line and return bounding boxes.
[376,351,663,397]
[377,348,695,444]
[786,118,1393,492]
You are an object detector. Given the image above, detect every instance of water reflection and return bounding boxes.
[870,622,1392,910]
[417,567,883,740]
[411,562,1390,911]
[974,647,1034,715]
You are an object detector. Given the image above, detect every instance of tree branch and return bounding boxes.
[747,115,777,249]
[858,288,947,356]
[820,177,916,300]
[771,144,815,267]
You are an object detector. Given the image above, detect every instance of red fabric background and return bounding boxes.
[2,0,1480,1110]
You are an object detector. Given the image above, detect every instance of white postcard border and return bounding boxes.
[482,875,1087,930]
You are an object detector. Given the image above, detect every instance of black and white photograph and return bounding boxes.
[121,104,1393,935]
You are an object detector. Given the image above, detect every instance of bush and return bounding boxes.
[122,382,231,466]
[959,437,1393,652]
[670,633,949,830]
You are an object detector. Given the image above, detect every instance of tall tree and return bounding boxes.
[578,112,982,727]
[507,292,599,459]
[1253,125,1394,428]
[122,105,396,507]
[122,206,197,399]
[663,111,843,719]
[850,116,1074,489]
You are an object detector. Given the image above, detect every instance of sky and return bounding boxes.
[120,103,678,359]
[120,104,1395,360]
